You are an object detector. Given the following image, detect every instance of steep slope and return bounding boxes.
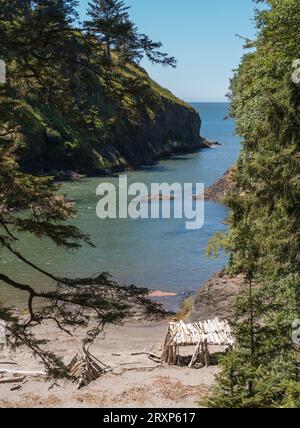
[18,62,204,177]
[205,167,237,202]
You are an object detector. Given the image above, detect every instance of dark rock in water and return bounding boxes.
[201,139,223,148]
[52,170,86,182]
[146,194,176,202]
[192,166,236,202]
[187,271,246,322]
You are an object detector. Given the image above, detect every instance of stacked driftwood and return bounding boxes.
[68,346,111,389]
[161,318,234,368]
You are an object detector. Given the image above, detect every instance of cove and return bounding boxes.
[0,103,241,309]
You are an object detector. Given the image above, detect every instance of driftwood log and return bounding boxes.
[0,369,46,377]
[0,377,25,384]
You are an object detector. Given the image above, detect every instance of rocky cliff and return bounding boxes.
[18,63,204,177]
[187,271,246,322]
[111,98,204,170]
[205,167,237,202]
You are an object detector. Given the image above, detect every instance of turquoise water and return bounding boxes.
[1,103,241,306]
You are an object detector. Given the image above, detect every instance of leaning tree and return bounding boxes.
[0,0,166,376]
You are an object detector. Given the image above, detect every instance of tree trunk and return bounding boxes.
[106,38,111,62]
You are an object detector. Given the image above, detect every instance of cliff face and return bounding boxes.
[111,98,203,169]
[18,63,204,177]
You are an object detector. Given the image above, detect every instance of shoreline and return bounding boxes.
[0,271,243,408]
[44,138,220,182]
[0,319,219,408]
[0,268,243,408]
[204,166,236,203]
[0,150,238,408]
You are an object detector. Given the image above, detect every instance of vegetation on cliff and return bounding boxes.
[207,0,300,408]
[0,0,173,374]
[0,0,201,177]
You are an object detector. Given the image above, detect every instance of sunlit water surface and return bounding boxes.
[1,103,241,309]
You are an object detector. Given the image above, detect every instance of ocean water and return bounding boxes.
[0,103,241,307]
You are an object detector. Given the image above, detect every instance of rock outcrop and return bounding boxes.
[18,63,205,178]
[111,99,204,170]
[187,271,246,322]
[205,167,237,202]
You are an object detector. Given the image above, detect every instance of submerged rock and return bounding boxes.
[52,170,86,182]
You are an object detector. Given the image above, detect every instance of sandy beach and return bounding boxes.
[0,273,243,408]
[0,319,219,408]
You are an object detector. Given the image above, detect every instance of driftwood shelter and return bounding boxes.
[161,319,234,368]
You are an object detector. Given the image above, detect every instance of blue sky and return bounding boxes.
[78,0,257,102]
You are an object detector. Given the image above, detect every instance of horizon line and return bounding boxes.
[187,100,230,103]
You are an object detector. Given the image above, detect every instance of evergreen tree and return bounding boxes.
[206,0,300,408]
[0,83,165,374]
[0,0,167,375]
[0,0,81,102]
[84,0,176,67]
[85,0,131,61]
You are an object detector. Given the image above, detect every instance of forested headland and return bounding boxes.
[0,0,203,178]
[0,0,299,409]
